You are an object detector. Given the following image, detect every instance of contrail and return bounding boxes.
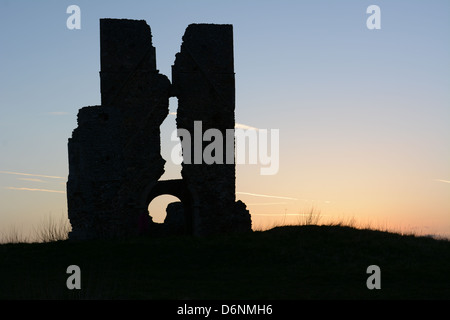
[6,187,66,194]
[18,178,46,182]
[435,179,450,184]
[237,192,298,201]
[48,112,69,116]
[252,213,328,217]
[235,123,259,130]
[0,171,65,180]
[246,202,289,206]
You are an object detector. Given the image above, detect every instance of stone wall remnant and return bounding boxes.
[172,24,251,235]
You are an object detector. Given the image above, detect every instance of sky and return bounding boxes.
[0,0,449,239]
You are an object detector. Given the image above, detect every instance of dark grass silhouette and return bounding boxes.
[1,224,449,299]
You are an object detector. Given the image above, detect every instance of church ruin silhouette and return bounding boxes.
[66,19,252,240]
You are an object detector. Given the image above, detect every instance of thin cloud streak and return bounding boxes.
[6,187,66,194]
[48,111,69,116]
[435,179,450,184]
[0,171,65,180]
[252,213,328,217]
[237,191,298,201]
[247,202,289,206]
[235,123,259,131]
[18,178,46,182]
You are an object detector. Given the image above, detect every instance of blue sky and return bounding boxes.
[1,0,449,237]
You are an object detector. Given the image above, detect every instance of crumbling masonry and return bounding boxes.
[67,19,252,240]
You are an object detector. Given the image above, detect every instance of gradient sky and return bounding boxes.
[0,0,449,238]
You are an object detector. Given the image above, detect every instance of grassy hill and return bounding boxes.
[1,225,450,299]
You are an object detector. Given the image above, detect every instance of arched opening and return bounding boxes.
[142,179,194,235]
[148,194,182,224]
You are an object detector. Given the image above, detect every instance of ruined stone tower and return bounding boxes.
[172,24,249,235]
[67,19,251,240]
